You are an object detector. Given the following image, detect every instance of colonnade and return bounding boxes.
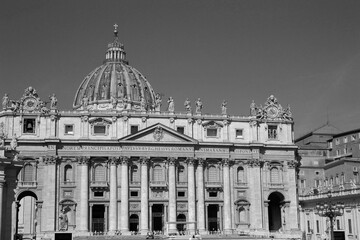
[76,156,233,235]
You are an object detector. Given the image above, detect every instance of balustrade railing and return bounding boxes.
[18,181,37,188]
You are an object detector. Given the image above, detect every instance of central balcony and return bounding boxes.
[17,181,37,188]
[150,180,168,189]
[205,181,223,191]
[90,181,109,190]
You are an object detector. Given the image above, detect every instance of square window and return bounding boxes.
[177,191,185,197]
[235,129,243,138]
[206,128,217,137]
[130,191,138,197]
[94,125,106,135]
[209,191,218,197]
[94,191,104,197]
[176,126,185,134]
[65,125,74,135]
[131,125,139,134]
[23,118,36,134]
[268,125,277,139]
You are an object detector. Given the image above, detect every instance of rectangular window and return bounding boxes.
[268,125,277,139]
[315,179,320,187]
[176,126,185,134]
[94,125,106,135]
[337,219,340,230]
[344,137,348,143]
[206,128,218,137]
[300,179,306,188]
[177,191,185,197]
[64,125,74,134]
[130,191,138,197]
[348,219,352,234]
[316,220,320,233]
[307,220,311,233]
[209,191,218,197]
[235,129,244,138]
[130,125,139,134]
[94,191,104,197]
[23,118,36,134]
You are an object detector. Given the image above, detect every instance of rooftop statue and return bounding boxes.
[2,93,9,110]
[154,93,162,112]
[221,100,227,115]
[49,93,58,110]
[195,98,203,114]
[184,98,191,113]
[167,97,174,112]
[250,100,257,116]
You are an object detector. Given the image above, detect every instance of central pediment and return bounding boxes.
[119,123,198,144]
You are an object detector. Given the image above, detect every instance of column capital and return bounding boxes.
[77,156,90,165]
[197,158,206,166]
[120,156,130,165]
[246,158,261,167]
[186,157,195,165]
[140,156,150,165]
[222,158,230,166]
[168,157,177,166]
[287,159,298,169]
[43,156,59,165]
[108,157,120,165]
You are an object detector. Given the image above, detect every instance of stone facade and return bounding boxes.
[0,26,300,240]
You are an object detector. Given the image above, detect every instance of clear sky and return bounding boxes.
[1,0,360,138]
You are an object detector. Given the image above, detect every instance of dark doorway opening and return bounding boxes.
[152,204,163,231]
[334,231,345,240]
[55,233,72,240]
[207,204,219,231]
[92,205,105,232]
[129,214,139,232]
[268,192,284,231]
[176,214,186,232]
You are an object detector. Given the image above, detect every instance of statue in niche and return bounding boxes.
[10,134,17,150]
[195,98,203,114]
[59,209,68,231]
[221,100,227,115]
[154,93,162,112]
[82,95,89,109]
[184,98,191,113]
[111,95,117,109]
[101,82,109,99]
[250,100,257,116]
[167,97,174,112]
[2,93,9,110]
[49,93,57,110]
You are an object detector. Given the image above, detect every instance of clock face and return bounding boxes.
[267,106,279,118]
[23,97,38,111]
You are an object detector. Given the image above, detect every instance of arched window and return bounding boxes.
[64,165,73,182]
[208,165,218,182]
[178,165,186,182]
[237,166,245,182]
[23,164,34,182]
[94,164,106,182]
[153,165,163,181]
[270,167,280,183]
[131,165,139,182]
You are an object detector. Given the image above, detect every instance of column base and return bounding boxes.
[224,229,234,234]
[198,229,207,235]
[120,229,130,235]
[140,229,150,235]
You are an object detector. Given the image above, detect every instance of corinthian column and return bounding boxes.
[77,156,89,232]
[168,157,177,234]
[140,157,149,234]
[109,157,119,233]
[187,158,196,234]
[196,158,206,234]
[222,158,232,234]
[120,156,130,234]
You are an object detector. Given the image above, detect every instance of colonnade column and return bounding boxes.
[187,158,196,234]
[120,156,129,234]
[140,157,149,234]
[196,158,206,234]
[78,156,89,232]
[108,157,119,234]
[0,182,3,240]
[222,158,232,234]
[168,157,177,234]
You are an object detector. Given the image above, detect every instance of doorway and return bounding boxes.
[129,214,139,232]
[207,204,219,231]
[176,214,186,232]
[55,233,72,240]
[268,192,284,231]
[152,204,164,231]
[92,205,105,232]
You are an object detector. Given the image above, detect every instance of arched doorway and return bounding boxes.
[129,214,139,232]
[268,192,284,231]
[176,214,186,232]
[16,191,38,239]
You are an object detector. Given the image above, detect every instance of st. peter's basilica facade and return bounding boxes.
[0,26,300,240]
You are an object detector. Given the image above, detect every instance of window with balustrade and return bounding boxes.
[64,164,73,182]
[23,164,34,182]
[130,165,139,183]
[270,167,280,183]
[153,165,164,181]
[207,165,219,182]
[177,165,186,183]
[237,166,245,183]
[94,164,106,182]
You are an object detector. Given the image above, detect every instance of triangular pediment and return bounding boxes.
[119,123,198,144]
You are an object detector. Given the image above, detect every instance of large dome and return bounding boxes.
[73,25,157,111]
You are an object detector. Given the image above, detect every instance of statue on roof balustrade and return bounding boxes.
[195,98,203,114]
[184,98,191,113]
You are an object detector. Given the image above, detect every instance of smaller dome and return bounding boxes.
[73,25,158,111]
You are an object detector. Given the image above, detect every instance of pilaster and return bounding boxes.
[196,158,206,234]
[108,157,119,233]
[222,158,232,233]
[168,157,177,233]
[187,158,196,234]
[77,156,89,232]
[140,157,149,234]
[120,156,130,234]
[247,158,263,229]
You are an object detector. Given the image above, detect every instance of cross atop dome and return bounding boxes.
[113,23,118,37]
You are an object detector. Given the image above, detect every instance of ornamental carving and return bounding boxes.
[108,157,119,165]
[168,157,177,166]
[81,116,89,122]
[250,95,293,121]
[120,156,129,165]
[130,203,140,210]
[140,157,150,165]
[222,158,230,166]
[153,126,164,141]
[186,158,195,165]
[247,158,261,167]
[43,156,58,165]
[77,156,90,165]
[287,160,298,169]
[197,158,206,166]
